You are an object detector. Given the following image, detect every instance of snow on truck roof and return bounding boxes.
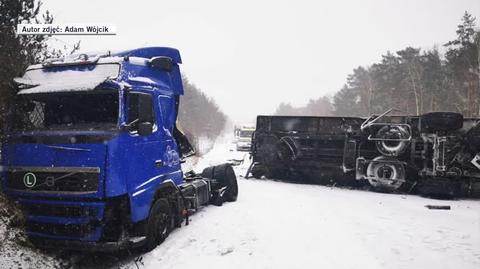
[239,127,255,131]
[14,47,184,95]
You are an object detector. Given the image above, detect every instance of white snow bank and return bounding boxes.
[192,135,248,171]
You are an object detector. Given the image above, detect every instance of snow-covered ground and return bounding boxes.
[0,196,64,269]
[121,137,480,269]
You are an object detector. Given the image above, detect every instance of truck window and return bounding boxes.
[11,91,119,131]
[158,95,175,133]
[239,130,254,138]
[127,92,155,128]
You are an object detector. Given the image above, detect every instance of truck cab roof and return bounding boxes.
[14,47,184,96]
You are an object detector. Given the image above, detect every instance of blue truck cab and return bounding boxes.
[1,47,238,251]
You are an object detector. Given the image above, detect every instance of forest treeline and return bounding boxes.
[0,0,228,147]
[178,76,227,143]
[275,12,480,118]
[274,97,333,116]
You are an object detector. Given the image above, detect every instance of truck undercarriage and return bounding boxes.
[247,110,480,198]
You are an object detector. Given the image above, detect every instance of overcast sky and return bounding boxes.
[44,0,480,124]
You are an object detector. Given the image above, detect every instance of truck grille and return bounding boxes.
[23,203,98,218]
[27,222,96,237]
[6,167,99,193]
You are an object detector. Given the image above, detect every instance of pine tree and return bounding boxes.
[444,11,479,116]
[330,12,479,117]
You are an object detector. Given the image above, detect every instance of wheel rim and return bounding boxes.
[155,213,169,243]
[375,126,409,156]
[367,156,405,190]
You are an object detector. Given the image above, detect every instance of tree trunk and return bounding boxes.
[408,65,420,115]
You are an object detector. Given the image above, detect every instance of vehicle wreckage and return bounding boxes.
[1,47,239,251]
[247,109,480,197]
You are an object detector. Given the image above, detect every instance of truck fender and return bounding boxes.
[151,179,184,227]
[153,179,179,200]
[130,180,182,238]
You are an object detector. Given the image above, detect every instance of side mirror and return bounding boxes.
[138,121,153,136]
[148,56,173,71]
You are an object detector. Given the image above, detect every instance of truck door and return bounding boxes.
[157,95,183,181]
[124,91,181,222]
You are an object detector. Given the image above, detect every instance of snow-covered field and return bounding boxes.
[121,138,480,269]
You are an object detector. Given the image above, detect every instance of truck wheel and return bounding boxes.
[143,198,171,252]
[421,112,463,132]
[366,156,405,192]
[202,164,238,202]
[211,193,224,206]
[375,125,409,157]
[214,164,238,202]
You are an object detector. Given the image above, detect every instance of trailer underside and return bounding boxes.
[248,111,480,197]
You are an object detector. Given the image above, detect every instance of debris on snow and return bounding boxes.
[425,205,452,210]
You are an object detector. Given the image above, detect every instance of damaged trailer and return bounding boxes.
[247,110,480,198]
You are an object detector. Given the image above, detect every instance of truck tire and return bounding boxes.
[143,198,171,252]
[366,156,405,192]
[375,125,409,157]
[202,164,238,202]
[421,112,463,132]
[211,193,224,206]
[214,164,238,202]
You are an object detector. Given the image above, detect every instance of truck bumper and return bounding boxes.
[9,194,136,251]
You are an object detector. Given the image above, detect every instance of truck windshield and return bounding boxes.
[11,91,119,131]
[239,130,253,137]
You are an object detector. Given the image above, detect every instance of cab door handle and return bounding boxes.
[155,160,163,168]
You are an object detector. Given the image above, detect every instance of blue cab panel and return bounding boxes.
[1,47,186,246]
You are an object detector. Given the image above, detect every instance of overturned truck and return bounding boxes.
[248,110,480,197]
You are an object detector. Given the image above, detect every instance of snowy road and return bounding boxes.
[122,139,480,269]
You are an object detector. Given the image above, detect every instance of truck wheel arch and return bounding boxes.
[152,179,184,228]
[153,179,179,200]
